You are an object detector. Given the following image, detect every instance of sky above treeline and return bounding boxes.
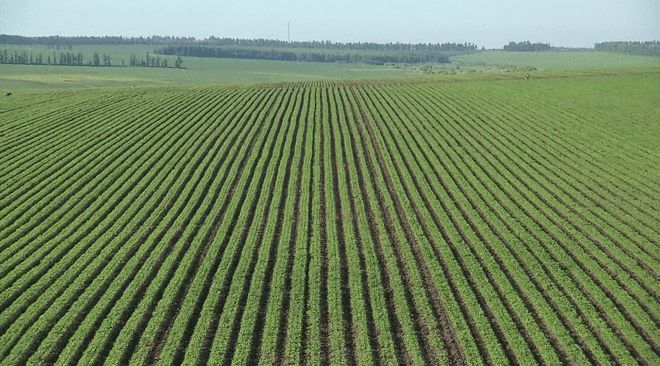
[1,0,658,48]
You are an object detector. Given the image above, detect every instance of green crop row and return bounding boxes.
[0,88,235,364]
[1,75,657,365]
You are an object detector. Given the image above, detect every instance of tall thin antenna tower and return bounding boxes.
[288,22,291,42]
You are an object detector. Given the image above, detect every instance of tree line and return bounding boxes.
[503,41,552,51]
[0,49,183,68]
[0,34,477,52]
[128,53,184,68]
[0,35,195,46]
[0,50,84,66]
[201,37,478,52]
[156,45,451,65]
[594,41,660,57]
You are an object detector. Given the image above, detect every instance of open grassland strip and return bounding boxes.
[280,87,315,366]
[396,84,635,365]
[340,86,447,365]
[348,86,507,366]
[130,88,282,366]
[370,84,587,364]
[84,89,265,365]
[317,86,353,366]
[17,89,256,366]
[0,90,223,286]
[223,88,307,365]
[449,86,660,257]
[354,85,546,365]
[0,88,238,366]
[433,88,660,334]
[386,85,614,364]
[193,88,296,365]
[0,92,183,242]
[0,90,232,325]
[453,87,660,247]
[409,85,659,363]
[461,84,660,209]
[0,92,148,188]
[258,87,311,365]
[158,87,288,366]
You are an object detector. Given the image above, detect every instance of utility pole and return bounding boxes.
[288,22,290,42]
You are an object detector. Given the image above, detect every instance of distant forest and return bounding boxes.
[155,45,462,65]
[0,34,477,52]
[0,35,478,65]
[595,41,660,57]
[0,35,194,46]
[503,41,553,52]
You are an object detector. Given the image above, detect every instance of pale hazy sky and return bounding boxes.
[0,0,658,48]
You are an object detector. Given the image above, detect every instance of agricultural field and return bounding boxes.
[0,69,658,365]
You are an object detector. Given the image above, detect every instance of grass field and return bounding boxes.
[452,50,660,70]
[0,69,658,365]
[0,44,415,89]
[4,45,660,90]
[0,59,412,89]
